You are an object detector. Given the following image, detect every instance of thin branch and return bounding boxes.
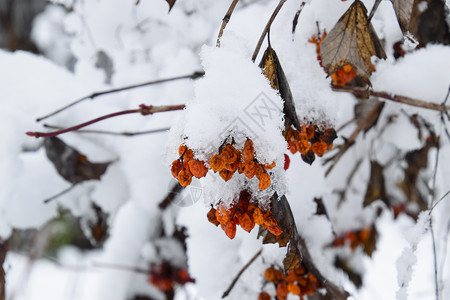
[43,124,170,137]
[430,190,450,213]
[367,0,382,23]
[332,86,450,113]
[216,0,240,47]
[159,182,184,210]
[251,0,287,62]
[430,220,440,300]
[43,182,80,204]
[27,104,185,138]
[291,1,306,36]
[36,71,203,122]
[325,101,385,176]
[0,241,7,300]
[222,249,262,298]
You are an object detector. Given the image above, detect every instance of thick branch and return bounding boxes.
[216,0,240,47]
[36,71,203,122]
[251,0,287,62]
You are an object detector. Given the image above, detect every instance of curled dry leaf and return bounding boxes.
[320,0,386,84]
[259,45,301,131]
[44,137,111,183]
[390,0,414,33]
[363,161,389,207]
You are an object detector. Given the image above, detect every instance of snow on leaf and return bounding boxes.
[44,137,111,183]
[320,0,386,83]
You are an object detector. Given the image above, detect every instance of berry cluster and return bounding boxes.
[171,144,208,187]
[332,228,371,250]
[171,140,275,190]
[148,261,195,292]
[207,190,282,239]
[259,265,322,300]
[286,124,337,165]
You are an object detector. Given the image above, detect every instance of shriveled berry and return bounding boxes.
[171,160,182,178]
[178,169,192,187]
[210,154,225,172]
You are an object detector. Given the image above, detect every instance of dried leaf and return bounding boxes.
[166,0,176,12]
[283,243,301,271]
[409,0,450,46]
[44,137,111,183]
[259,46,301,131]
[399,134,439,211]
[363,161,389,207]
[390,0,414,33]
[320,0,386,83]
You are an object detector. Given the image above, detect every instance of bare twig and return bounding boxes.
[43,182,80,204]
[216,0,240,47]
[367,0,382,23]
[27,104,185,138]
[43,124,170,137]
[222,249,262,298]
[332,86,450,113]
[325,101,385,176]
[36,71,203,122]
[159,182,184,210]
[251,0,287,62]
[430,190,450,213]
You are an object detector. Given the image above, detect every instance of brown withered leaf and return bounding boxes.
[399,134,439,211]
[391,0,414,33]
[44,137,111,183]
[363,161,389,207]
[259,45,301,132]
[320,0,386,83]
[409,0,450,46]
[334,256,363,288]
[166,0,176,12]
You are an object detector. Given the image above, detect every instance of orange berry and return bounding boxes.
[258,172,271,190]
[258,291,271,300]
[253,207,265,225]
[188,159,208,178]
[268,225,283,236]
[171,160,182,178]
[219,169,234,181]
[207,207,219,226]
[288,140,297,154]
[215,206,231,224]
[276,282,288,300]
[255,164,264,179]
[238,212,255,232]
[243,160,257,179]
[311,141,327,156]
[221,145,238,164]
[224,221,237,239]
[360,228,371,242]
[288,282,301,295]
[210,154,225,172]
[264,268,282,282]
[243,139,255,161]
[224,161,240,172]
[179,145,193,161]
[296,139,310,155]
[178,169,192,187]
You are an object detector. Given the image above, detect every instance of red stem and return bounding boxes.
[26,109,139,138]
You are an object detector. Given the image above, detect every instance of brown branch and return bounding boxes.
[251,0,287,62]
[27,104,185,138]
[43,124,170,136]
[222,249,262,298]
[159,182,184,210]
[36,71,203,122]
[216,0,240,47]
[332,86,450,113]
